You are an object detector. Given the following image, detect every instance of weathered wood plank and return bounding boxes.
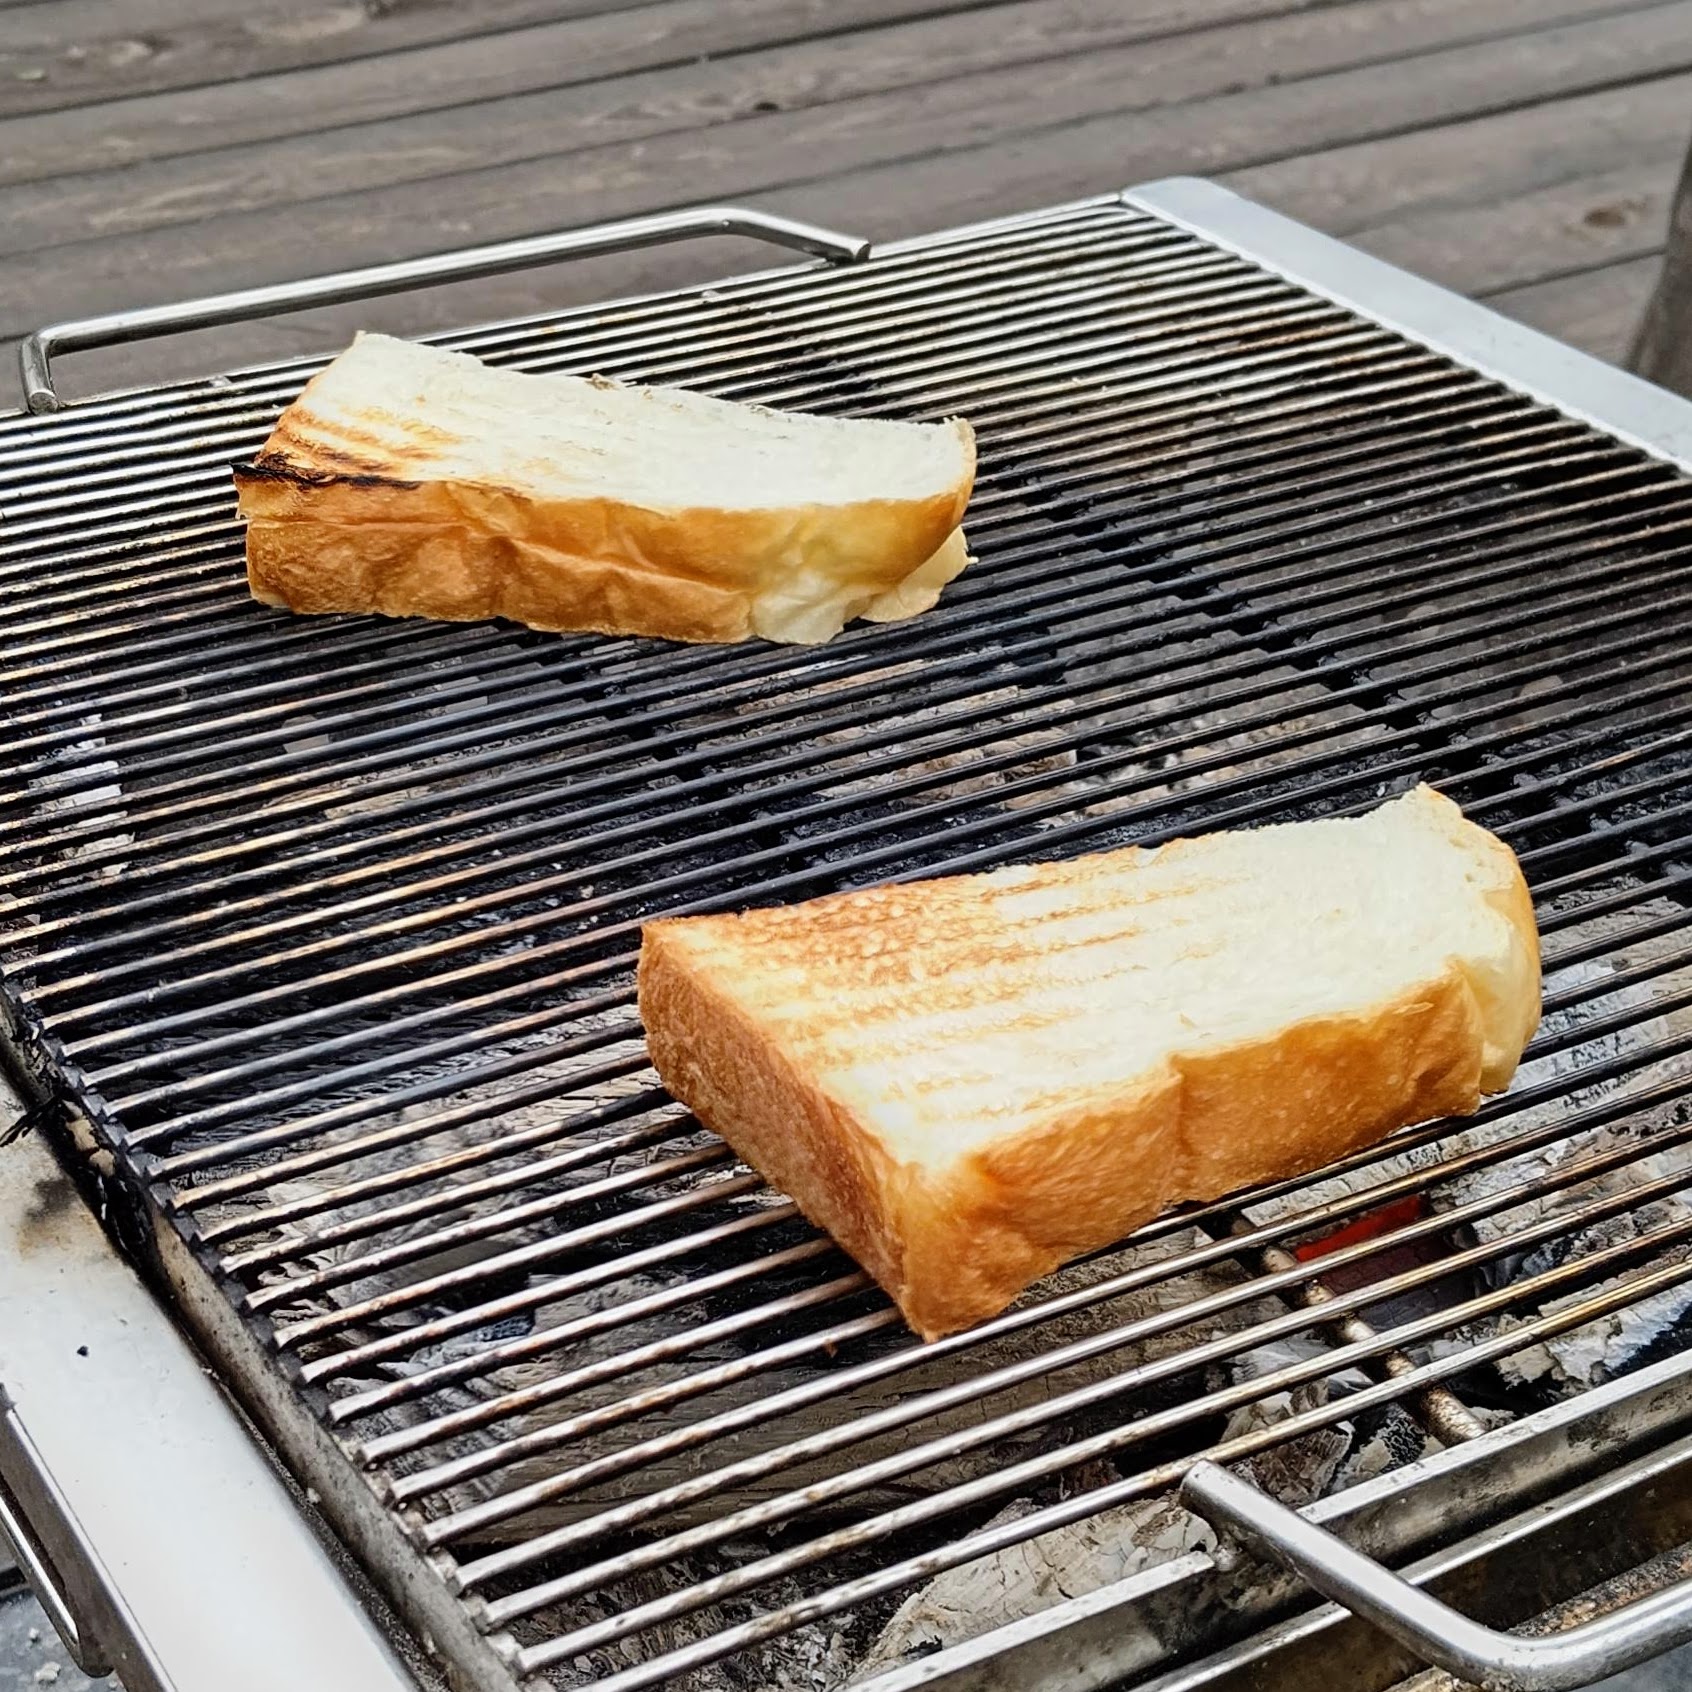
[0,0,636,116]
[4,0,1687,376]
[0,0,1640,260]
[1349,161,1678,298]
[1226,73,1692,237]
[0,0,975,119]
[0,0,1353,188]
[1484,255,1663,364]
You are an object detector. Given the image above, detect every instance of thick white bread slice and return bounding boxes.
[638,785,1541,1339]
[233,332,976,645]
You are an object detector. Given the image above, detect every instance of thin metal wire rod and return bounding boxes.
[349,1270,879,1476]
[714,228,1230,332]
[0,480,247,551]
[379,1043,1662,1502]
[0,633,623,809]
[40,483,1631,1008]
[4,575,559,686]
[362,1062,1692,1487]
[0,270,1331,593]
[26,443,1664,974]
[0,550,235,620]
[0,218,1160,468]
[177,1057,656,1216]
[1537,853,1692,942]
[0,357,1495,768]
[346,1023,1692,1437]
[0,204,1150,455]
[206,962,1662,1292]
[1530,817,1692,900]
[896,586,1692,890]
[0,245,1243,511]
[1215,1219,1487,1447]
[51,624,1656,1061]
[330,1239,857,1430]
[744,295,1355,412]
[243,1139,735,1313]
[342,1249,872,1439]
[0,388,1576,895]
[6,426,1658,954]
[108,708,1676,1169]
[78,550,1692,1090]
[2,261,1280,523]
[16,443,1637,866]
[0,616,532,737]
[303,1023,1692,1394]
[265,1169,767,1349]
[0,476,258,551]
[154,1037,662,1179]
[122,987,642,1156]
[96,618,1692,1143]
[0,423,1529,927]
[231,862,1692,1280]
[1,202,1145,448]
[371,1301,904,1495]
[983,353,1456,464]
[1540,927,1692,1016]
[0,585,260,673]
[0,213,1138,458]
[0,625,542,766]
[6,507,1583,947]
[217,1117,694,1279]
[201,1098,682,1264]
[677,277,1339,417]
[0,346,1439,831]
[0,567,405,689]
[494,1221,1655,1667]
[944,389,1535,532]
[295,1201,807,1384]
[1487,751,1692,858]
[0,329,1455,785]
[0,207,1128,446]
[489,272,1351,430]
[2,578,245,649]
[0,349,1468,627]
[467,1163,1692,1612]
[534,1244,1692,1692]
[0,313,1389,589]
[193,1082,671,1245]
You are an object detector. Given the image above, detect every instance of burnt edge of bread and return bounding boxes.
[232,457,423,493]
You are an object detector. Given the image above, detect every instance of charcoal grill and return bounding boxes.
[9,179,1692,1692]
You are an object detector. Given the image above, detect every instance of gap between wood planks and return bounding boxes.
[1484,255,1664,366]
[0,0,1443,184]
[0,0,1340,124]
[0,0,1655,260]
[3,5,1687,396]
[1,0,1686,321]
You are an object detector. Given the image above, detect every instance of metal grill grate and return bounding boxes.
[7,195,1692,1690]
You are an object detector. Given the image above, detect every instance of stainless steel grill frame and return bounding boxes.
[9,179,1692,1692]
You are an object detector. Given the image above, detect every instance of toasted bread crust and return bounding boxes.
[637,790,1541,1340]
[639,929,915,1301]
[232,343,977,645]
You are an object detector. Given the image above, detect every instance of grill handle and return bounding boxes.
[0,1396,114,1680]
[1182,1459,1692,1690]
[17,204,870,414]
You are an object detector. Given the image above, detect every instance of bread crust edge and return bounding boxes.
[232,416,976,646]
[636,789,1541,1341]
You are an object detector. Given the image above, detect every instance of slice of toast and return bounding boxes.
[232,333,975,646]
[637,786,1541,1339]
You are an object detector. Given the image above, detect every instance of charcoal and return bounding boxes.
[348,1231,1270,1540]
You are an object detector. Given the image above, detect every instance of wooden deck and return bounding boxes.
[0,0,1685,405]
